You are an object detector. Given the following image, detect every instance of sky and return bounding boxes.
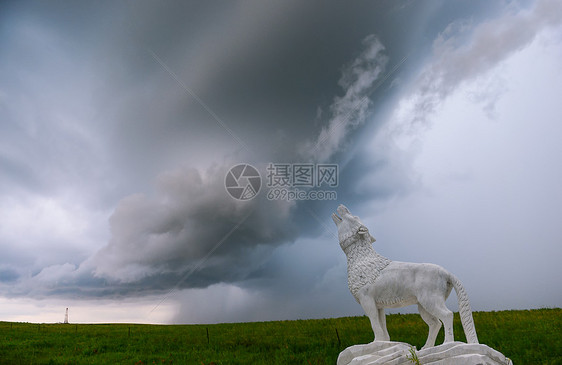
[0,0,561,324]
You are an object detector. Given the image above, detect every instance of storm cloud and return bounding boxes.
[13,29,393,298]
[3,26,392,299]
[302,34,388,162]
[86,165,295,286]
[1,0,561,323]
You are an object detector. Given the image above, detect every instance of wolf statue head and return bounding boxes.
[331,204,375,251]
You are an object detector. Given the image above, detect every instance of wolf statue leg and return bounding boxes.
[358,294,388,341]
[378,308,390,341]
[419,298,455,343]
[418,303,441,349]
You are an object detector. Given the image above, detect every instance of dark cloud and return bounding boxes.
[301,35,388,163]
[2,0,560,323]
[0,268,19,284]
[1,6,400,300]
[14,26,394,298]
[171,235,359,324]
[85,164,296,286]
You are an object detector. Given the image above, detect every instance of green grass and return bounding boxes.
[0,308,560,364]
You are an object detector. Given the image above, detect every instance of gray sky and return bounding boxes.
[1,0,561,323]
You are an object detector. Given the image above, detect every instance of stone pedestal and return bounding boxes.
[337,341,513,365]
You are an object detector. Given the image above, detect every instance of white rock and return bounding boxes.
[338,341,513,365]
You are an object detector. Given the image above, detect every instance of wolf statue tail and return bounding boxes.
[451,274,479,344]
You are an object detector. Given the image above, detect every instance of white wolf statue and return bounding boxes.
[332,204,478,349]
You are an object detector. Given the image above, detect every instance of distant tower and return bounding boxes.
[64,308,69,324]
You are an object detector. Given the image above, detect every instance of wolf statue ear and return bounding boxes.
[370,234,376,243]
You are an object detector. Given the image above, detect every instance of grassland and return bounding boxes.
[0,308,560,364]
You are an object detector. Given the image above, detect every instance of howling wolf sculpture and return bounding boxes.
[332,204,478,349]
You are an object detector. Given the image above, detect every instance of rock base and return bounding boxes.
[337,341,513,365]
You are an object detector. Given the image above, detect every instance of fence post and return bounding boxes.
[335,328,341,347]
[206,327,210,344]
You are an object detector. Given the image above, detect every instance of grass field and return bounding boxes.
[0,308,560,364]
